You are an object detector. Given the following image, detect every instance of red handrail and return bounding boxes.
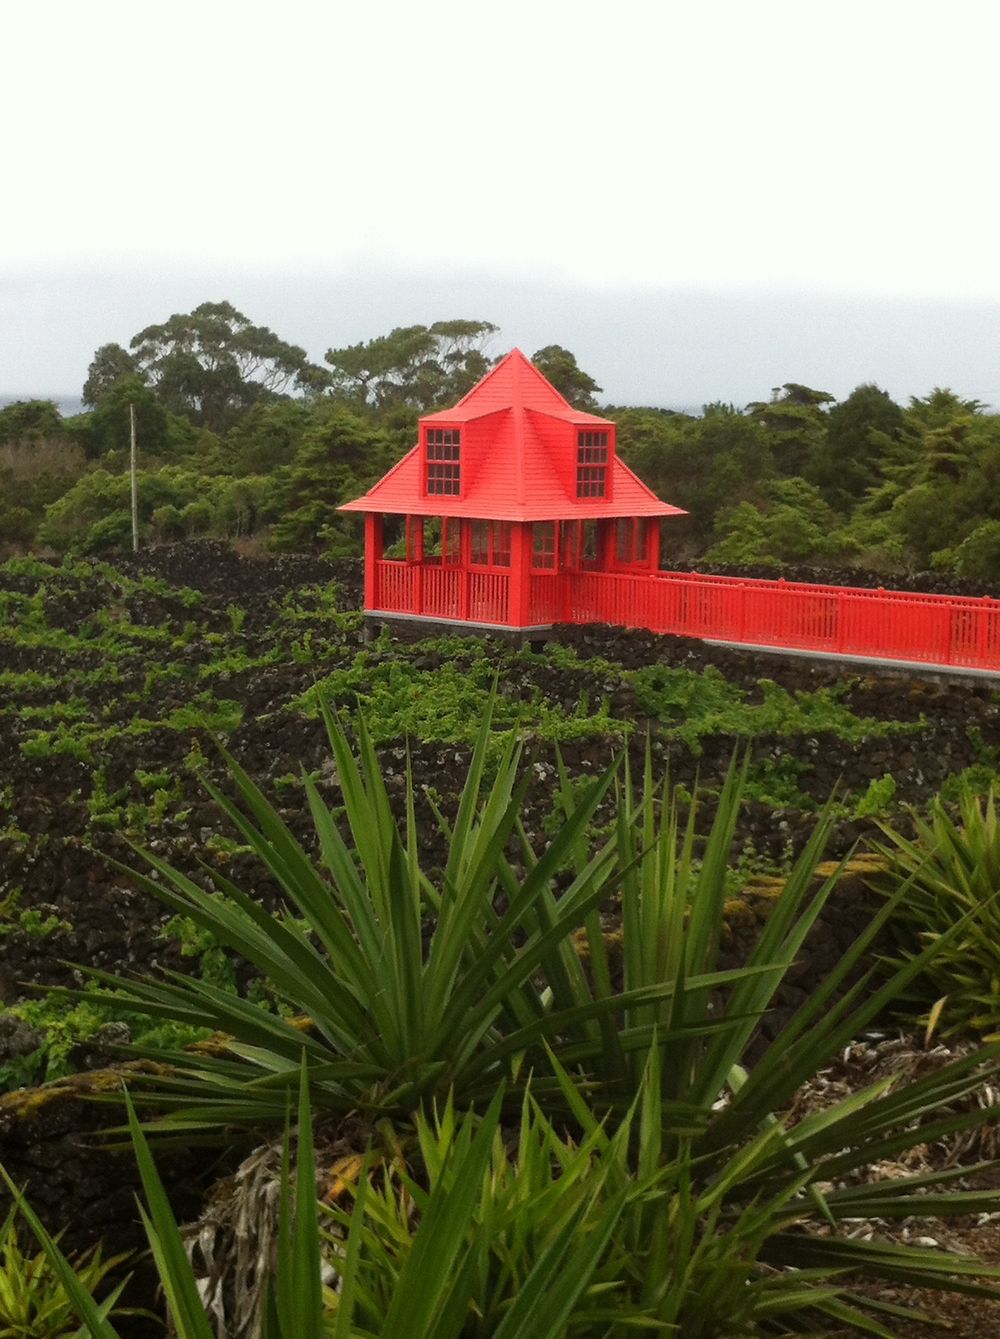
[372,560,1000,671]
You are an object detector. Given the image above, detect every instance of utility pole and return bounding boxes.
[129,402,139,553]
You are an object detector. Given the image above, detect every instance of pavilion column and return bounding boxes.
[364,513,383,610]
[411,516,424,614]
[508,522,532,628]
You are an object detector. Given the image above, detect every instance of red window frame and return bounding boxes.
[616,518,649,566]
[532,521,556,570]
[442,516,461,566]
[469,520,511,568]
[576,431,608,498]
[427,428,461,496]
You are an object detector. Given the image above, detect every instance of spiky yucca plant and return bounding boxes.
[82,698,750,1127]
[60,703,1000,1335]
[0,1209,135,1338]
[874,783,1000,1038]
[4,1071,623,1339]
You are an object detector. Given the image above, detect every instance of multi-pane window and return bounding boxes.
[470,520,511,567]
[471,520,489,565]
[576,431,608,498]
[560,520,599,567]
[427,428,461,495]
[582,519,598,562]
[443,517,461,565]
[492,521,511,567]
[616,518,649,565]
[532,521,556,569]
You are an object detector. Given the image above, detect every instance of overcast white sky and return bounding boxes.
[4,0,1000,407]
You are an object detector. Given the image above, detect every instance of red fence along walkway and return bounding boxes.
[372,561,1000,674]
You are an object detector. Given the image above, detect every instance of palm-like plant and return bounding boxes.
[63,702,1000,1335]
[0,1210,136,1338]
[874,783,1000,1038]
[5,1071,629,1339]
[84,696,750,1127]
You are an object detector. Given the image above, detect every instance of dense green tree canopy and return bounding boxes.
[530,345,602,410]
[0,399,66,443]
[4,303,1000,580]
[127,301,329,431]
[82,343,140,408]
[746,383,834,477]
[325,320,498,410]
[269,407,397,555]
[806,383,905,510]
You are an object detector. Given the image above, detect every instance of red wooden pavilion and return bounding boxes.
[341,348,686,631]
[342,348,1000,673]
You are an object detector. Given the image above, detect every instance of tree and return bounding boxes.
[947,520,1000,581]
[530,345,602,410]
[69,375,173,460]
[806,383,905,510]
[0,400,65,443]
[871,391,1000,569]
[746,383,834,477]
[614,403,771,554]
[270,408,397,555]
[128,301,329,431]
[708,478,848,565]
[325,320,498,410]
[82,343,140,407]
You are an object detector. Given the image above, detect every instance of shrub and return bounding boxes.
[69,708,1000,1334]
[875,784,1000,1038]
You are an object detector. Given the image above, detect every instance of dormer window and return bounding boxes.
[576,431,608,498]
[427,428,461,495]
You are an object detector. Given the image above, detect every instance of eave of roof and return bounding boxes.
[339,453,687,521]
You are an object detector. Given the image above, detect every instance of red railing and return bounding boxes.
[375,562,510,625]
[374,561,1000,672]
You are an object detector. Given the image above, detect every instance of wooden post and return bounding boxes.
[412,516,424,615]
[508,522,532,628]
[129,403,139,554]
[364,513,383,610]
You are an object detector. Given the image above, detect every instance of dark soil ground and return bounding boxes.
[0,542,998,1333]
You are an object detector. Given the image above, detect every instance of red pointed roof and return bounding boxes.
[340,348,686,522]
[422,347,610,426]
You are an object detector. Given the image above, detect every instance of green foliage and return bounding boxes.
[268,407,396,555]
[69,374,174,461]
[629,663,906,751]
[529,344,602,410]
[294,652,612,751]
[2,1076,324,1338]
[37,465,281,553]
[161,915,238,993]
[0,1206,135,1338]
[807,382,905,510]
[708,478,850,565]
[127,300,329,431]
[615,403,771,554]
[0,908,71,941]
[875,785,1000,1038]
[62,721,1000,1336]
[0,402,65,445]
[82,343,140,409]
[853,772,898,818]
[746,383,834,478]
[942,519,1000,582]
[324,320,498,410]
[0,990,210,1091]
[328,1091,640,1335]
